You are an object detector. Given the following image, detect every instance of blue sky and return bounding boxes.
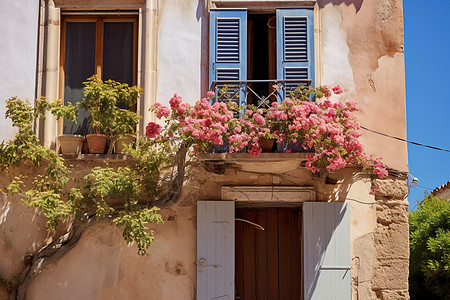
[404,1,450,210]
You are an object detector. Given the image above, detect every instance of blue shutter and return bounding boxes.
[276,8,314,101]
[209,9,247,108]
[303,202,351,300]
[197,201,235,300]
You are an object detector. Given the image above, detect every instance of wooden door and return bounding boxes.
[235,207,301,300]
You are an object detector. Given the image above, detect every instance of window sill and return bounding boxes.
[60,153,132,161]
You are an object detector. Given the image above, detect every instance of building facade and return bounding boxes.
[0,0,409,299]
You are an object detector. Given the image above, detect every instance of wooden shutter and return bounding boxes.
[303,202,351,300]
[209,9,247,107]
[276,8,314,100]
[197,201,235,300]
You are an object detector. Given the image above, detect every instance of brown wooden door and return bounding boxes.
[235,207,301,300]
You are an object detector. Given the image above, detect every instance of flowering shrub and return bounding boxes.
[147,85,388,183]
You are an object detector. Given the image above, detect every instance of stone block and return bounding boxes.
[374,179,408,199]
[377,290,410,300]
[372,258,409,290]
[373,223,409,259]
[357,282,377,300]
[376,203,408,225]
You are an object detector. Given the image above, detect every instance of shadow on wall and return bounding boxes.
[318,0,363,12]
[197,0,209,96]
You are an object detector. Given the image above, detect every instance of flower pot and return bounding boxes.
[86,133,107,154]
[285,139,314,153]
[258,138,275,152]
[58,134,84,154]
[114,134,136,153]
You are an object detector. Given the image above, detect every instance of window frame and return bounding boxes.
[209,6,316,108]
[58,14,139,136]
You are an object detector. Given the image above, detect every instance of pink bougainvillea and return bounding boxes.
[146,84,388,189]
[145,122,162,138]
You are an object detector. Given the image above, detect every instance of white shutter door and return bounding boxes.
[303,202,351,300]
[197,201,235,300]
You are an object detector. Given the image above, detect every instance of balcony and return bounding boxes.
[209,78,314,155]
[210,78,312,113]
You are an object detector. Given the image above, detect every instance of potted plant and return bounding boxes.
[113,108,140,153]
[81,76,142,154]
[40,98,82,155]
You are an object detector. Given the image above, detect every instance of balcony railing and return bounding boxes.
[210,79,312,112]
[208,79,315,154]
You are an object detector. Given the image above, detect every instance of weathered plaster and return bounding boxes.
[157,0,205,107]
[0,164,70,282]
[25,207,196,300]
[338,0,407,171]
[320,4,356,94]
[0,0,39,142]
[0,157,409,299]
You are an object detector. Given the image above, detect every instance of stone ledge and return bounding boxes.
[61,154,133,161]
[197,152,308,162]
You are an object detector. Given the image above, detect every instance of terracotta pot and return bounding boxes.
[114,134,136,153]
[58,134,84,154]
[86,133,107,154]
[259,138,274,152]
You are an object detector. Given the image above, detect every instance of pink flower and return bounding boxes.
[145,122,162,138]
[272,84,279,90]
[373,160,388,178]
[207,91,215,98]
[169,93,182,109]
[156,105,170,118]
[248,144,262,157]
[253,113,265,125]
[321,86,332,98]
[332,85,344,94]
[177,102,189,114]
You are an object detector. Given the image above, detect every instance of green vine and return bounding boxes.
[0,96,170,256]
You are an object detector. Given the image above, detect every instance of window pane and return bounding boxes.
[102,22,134,85]
[63,22,96,134]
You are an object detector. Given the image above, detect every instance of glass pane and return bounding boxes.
[63,22,96,134]
[102,22,134,85]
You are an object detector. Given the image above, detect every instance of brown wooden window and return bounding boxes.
[59,14,138,135]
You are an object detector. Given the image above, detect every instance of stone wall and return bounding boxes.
[352,178,410,300]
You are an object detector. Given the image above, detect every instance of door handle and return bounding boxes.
[197,258,222,272]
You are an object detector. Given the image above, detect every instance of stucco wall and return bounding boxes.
[0,0,409,299]
[319,0,407,172]
[0,157,409,300]
[157,0,208,105]
[0,1,39,142]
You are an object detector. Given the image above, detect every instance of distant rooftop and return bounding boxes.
[432,181,450,199]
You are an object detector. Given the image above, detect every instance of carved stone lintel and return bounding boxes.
[221,186,316,203]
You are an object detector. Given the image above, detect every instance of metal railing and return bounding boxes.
[210,79,312,110]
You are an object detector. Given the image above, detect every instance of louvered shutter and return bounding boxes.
[197,201,235,300]
[209,9,247,108]
[276,8,314,101]
[303,202,351,300]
